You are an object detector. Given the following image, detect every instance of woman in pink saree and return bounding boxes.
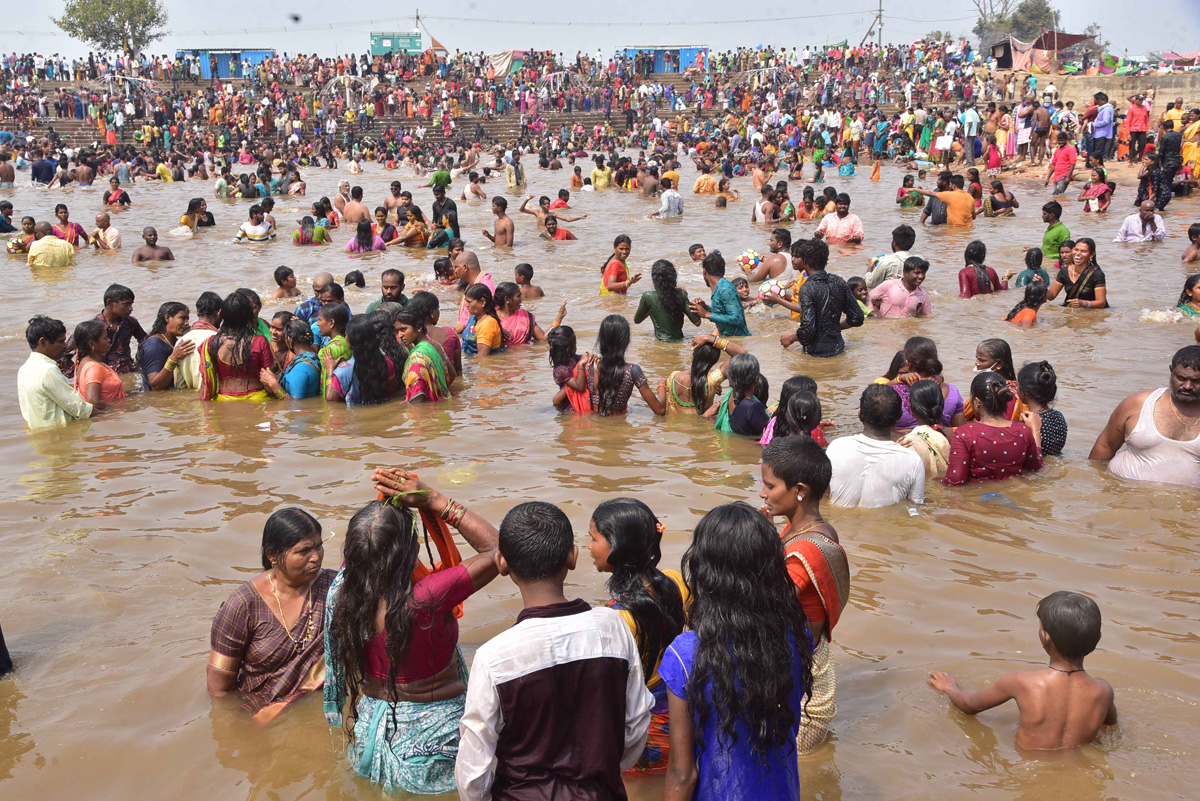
[494,282,566,345]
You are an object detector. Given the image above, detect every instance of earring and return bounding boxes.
[797,494,804,502]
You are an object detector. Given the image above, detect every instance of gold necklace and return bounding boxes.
[1168,395,1200,430]
[269,571,314,648]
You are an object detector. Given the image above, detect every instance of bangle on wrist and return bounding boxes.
[164,358,178,370]
[439,498,467,528]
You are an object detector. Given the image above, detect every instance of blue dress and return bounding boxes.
[659,631,808,801]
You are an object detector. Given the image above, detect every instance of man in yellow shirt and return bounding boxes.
[590,155,613,189]
[154,159,173,182]
[27,222,77,268]
[693,165,719,194]
[912,177,975,227]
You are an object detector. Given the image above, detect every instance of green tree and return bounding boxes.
[52,0,168,56]
[1008,0,1059,41]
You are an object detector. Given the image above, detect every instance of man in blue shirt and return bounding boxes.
[1090,92,1115,166]
[30,149,57,185]
[691,250,750,337]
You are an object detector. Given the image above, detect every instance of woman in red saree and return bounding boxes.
[759,435,851,754]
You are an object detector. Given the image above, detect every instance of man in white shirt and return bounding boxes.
[866,224,919,289]
[1113,200,1166,243]
[18,315,93,429]
[827,385,925,508]
[89,212,121,250]
[650,177,683,218]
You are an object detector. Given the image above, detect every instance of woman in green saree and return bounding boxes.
[395,306,454,402]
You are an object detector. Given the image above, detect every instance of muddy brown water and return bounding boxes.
[1,155,1197,800]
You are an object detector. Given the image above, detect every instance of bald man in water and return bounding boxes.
[294,271,335,323]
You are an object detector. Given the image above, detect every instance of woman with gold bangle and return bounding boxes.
[324,470,501,795]
[207,508,334,723]
[664,332,746,414]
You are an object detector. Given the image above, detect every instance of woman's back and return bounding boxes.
[660,630,806,801]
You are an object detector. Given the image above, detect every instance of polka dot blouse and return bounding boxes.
[943,421,1044,486]
[1038,409,1068,457]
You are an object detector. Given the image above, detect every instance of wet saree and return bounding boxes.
[210,569,335,714]
[403,340,450,402]
[324,509,465,795]
[782,527,850,754]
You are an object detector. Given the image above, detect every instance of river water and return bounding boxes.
[1,156,1197,800]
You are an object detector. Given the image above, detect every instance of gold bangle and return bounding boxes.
[715,336,728,351]
[164,359,178,371]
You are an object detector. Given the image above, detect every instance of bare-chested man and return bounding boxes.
[342,186,370,225]
[743,228,792,281]
[482,196,514,247]
[639,166,660,197]
[383,181,405,222]
[131,227,174,263]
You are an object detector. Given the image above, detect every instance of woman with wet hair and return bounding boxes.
[566,314,667,416]
[662,502,814,799]
[585,498,686,773]
[325,471,501,794]
[326,316,394,405]
[944,371,1043,486]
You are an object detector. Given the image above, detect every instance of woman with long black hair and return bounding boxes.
[957,240,1006,298]
[634,259,702,342]
[664,333,745,415]
[662,502,814,800]
[200,292,274,401]
[324,470,501,794]
[325,316,394,405]
[566,314,666,415]
[586,498,686,773]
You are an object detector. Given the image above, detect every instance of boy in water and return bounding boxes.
[456,501,651,799]
[514,263,544,299]
[928,591,1117,750]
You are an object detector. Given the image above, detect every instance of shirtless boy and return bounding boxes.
[514,263,544,299]
[482,196,514,247]
[518,194,588,233]
[929,591,1117,750]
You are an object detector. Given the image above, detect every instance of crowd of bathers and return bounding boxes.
[7,33,1200,800]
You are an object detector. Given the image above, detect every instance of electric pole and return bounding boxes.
[878,0,883,48]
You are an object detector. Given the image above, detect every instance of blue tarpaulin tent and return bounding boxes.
[175,49,276,80]
[619,45,708,73]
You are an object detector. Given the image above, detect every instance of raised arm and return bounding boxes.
[373,469,500,591]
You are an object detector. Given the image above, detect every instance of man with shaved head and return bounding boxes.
[130,227,173,263]
[454,251,496,330]
[27,221,76,268]
[293,271,334,323]
[89,212,121,250]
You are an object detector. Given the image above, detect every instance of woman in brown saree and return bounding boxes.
[207,508,334,722]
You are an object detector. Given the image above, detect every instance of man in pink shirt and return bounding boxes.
[1125,94,1151,163]
[1044,132,1078,195]
[868,257,933,318]
[454,250,496,329]
[814,193,865,245]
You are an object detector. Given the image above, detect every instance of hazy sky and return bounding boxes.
[3,1,1197,62]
